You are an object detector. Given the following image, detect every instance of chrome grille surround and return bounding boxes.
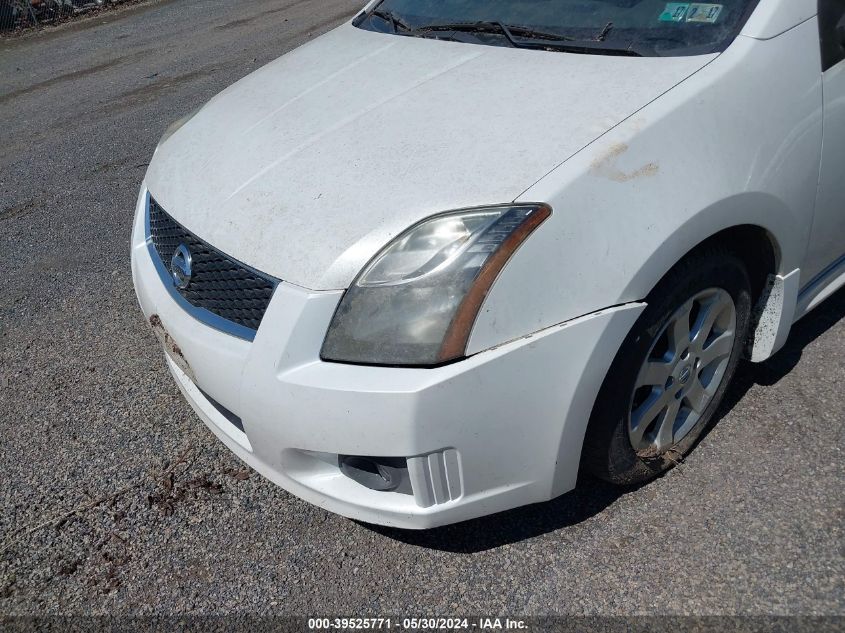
[144,193,279,341]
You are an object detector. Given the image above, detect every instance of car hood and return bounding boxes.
[145,23,712,290]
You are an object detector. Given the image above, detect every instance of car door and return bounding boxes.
[805,0,845,285]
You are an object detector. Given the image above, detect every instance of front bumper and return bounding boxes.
[131,187,644,528]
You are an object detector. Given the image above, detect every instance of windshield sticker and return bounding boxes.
[659,3,690,22]
[686,4,723,23]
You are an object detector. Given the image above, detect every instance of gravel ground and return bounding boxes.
[0,0,843,620]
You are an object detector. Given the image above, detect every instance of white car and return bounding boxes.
[131,0,845,528]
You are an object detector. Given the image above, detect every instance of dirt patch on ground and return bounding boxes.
[0,195,44,223]
[0,49,151,105]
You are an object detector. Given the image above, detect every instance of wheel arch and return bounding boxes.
[619,194,798,362]
[623,204,785,308]
[638,223,781,338]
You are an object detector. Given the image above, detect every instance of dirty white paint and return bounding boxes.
[145,22,713,290]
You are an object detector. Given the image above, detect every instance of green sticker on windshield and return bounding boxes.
[686,3,723,23]
[659,3,690,22]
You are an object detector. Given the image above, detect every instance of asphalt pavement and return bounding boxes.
[0,0,843,619]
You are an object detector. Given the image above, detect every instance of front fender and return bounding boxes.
[467,21,822,356]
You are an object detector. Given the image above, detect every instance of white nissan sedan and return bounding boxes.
[131,0,845,528]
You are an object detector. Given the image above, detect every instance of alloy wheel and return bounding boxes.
[628,287,737,454]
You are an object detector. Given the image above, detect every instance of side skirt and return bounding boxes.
[795,254,845,320]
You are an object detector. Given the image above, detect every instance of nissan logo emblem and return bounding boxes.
[170,243,193,290]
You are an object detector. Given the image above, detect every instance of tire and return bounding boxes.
[582,246,752,486]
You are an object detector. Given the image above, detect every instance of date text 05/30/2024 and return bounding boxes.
[308,618,529,630]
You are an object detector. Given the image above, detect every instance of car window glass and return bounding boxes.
[356,0,762,56]
[819,0,845,71]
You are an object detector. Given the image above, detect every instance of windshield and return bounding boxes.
[354,1,761,57]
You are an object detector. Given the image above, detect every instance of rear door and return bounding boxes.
[805,0,845,283]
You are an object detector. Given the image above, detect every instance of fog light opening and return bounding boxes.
[338,455,407,492]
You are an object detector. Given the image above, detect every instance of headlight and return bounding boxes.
[321,204,551,366]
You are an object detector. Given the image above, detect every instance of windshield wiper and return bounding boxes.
[361,13,643,56]
[417,21,578,48]
[595,22,614,42]
[368,8,415,34]
[539,40,643,56]
[413,21,642,56]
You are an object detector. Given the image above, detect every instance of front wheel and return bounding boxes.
[582,248,752,486]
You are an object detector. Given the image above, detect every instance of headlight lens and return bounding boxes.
[321,204,551,366]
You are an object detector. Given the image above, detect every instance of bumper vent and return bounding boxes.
[407,449,463,508]
[147,196,278,337]
[336,450,463,507]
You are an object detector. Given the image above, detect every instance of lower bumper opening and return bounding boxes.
[338,456,412,495]
[335,450,463,508]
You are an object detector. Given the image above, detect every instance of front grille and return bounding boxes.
[147,196,278,333]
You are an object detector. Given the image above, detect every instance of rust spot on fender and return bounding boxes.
[591,143,659,182]
[592,142,629,166]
